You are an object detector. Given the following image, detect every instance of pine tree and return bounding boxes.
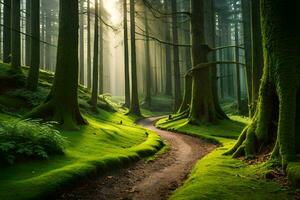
[27,0,87,130]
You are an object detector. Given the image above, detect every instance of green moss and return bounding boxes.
[156,116,297,200]
[0,113,162,200]
[287,163,300,187]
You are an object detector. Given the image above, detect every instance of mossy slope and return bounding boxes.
[156,116,297,200]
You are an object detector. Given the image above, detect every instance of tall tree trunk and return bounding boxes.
[235,20,241,113]
[123,0,130,107]
[171,0,181,111]
[241,0,253,117]
[40,8,45,69]
[206,0,228,120]
[27,0,87,130]
[228,0,300,169]
[164,1,172,96]
[251,0,263,115]
[98,3,104,95]
[3,0,11,63]
[188,0,227,124]
[11,0,21,73]
[128,0,141,116]
[25,0,31,66]
[79,0,85,85]
[91,0,99,111]
[87,0,92,90]
[26,0,40,91]
[45,4,52,70]
[143,6,152,107]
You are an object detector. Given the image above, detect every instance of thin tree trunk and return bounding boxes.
[79,0,85,85]
[251,0,263,114]
[87,0,92,90]
[45,4,52,70]
[25,0,31,66]
[3,0,11,63]
[143,6,152,107]
[164,0,172,96]
[98,3,104,94]
[11,0,21,72]
[171,0,181,111]
[91,0,99,110]
[26,0,40,91]
[241,0,253,116]
[128,0,141,116]
[235,21,241,113]
[123,0,130,107]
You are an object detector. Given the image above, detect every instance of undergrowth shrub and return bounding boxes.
[0,119,67,165]
[8,88,48,106]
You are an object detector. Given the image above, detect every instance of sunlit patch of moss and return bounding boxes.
[0,112,162,200]
[156,116,296,200]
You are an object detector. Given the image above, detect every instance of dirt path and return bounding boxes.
[58,117,216,200]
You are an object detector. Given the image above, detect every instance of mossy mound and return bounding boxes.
[156,116,298,199]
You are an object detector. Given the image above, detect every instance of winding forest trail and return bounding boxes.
[58,117,216,200]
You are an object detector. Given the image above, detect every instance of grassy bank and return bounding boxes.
[0,62,163,200]
[156,116,297,200]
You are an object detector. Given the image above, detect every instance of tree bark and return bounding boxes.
[235,18,241,113]
[188,0,227,124]
[79,0,85,85]
[98,0,104,95]
[241,0,253,117]
[27,0,87,130]
[143,6,152,107]
[91,0,99,111]
[3,0,11,63]
[25,0,31,66]
[11,0,21,72]
[128,0,141,116]
[87,0,92,90]
[123,0,130,107]
[26,0,40,91]
[228,0,300,169]
[45,2,52,70]
[171,0,181,111]
[251,0,263,115]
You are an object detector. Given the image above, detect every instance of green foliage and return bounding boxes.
[0,119,66,164]
[156,116,297,200]
[8,88,48,106]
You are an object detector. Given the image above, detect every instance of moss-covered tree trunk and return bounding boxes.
[3,0,11,63]
[178,74,192,113]
[91,0,99,111]
[11,0,21,72]
[171,0,182,111]
[26,0,40,91]
[27,0,87,130]
[123,0,130,107]
[128,0,141,116]
[228,0,300,169]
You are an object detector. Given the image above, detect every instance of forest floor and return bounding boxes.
[0,63,165,200]
[157,117,300,200]
[58,117,216,200]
